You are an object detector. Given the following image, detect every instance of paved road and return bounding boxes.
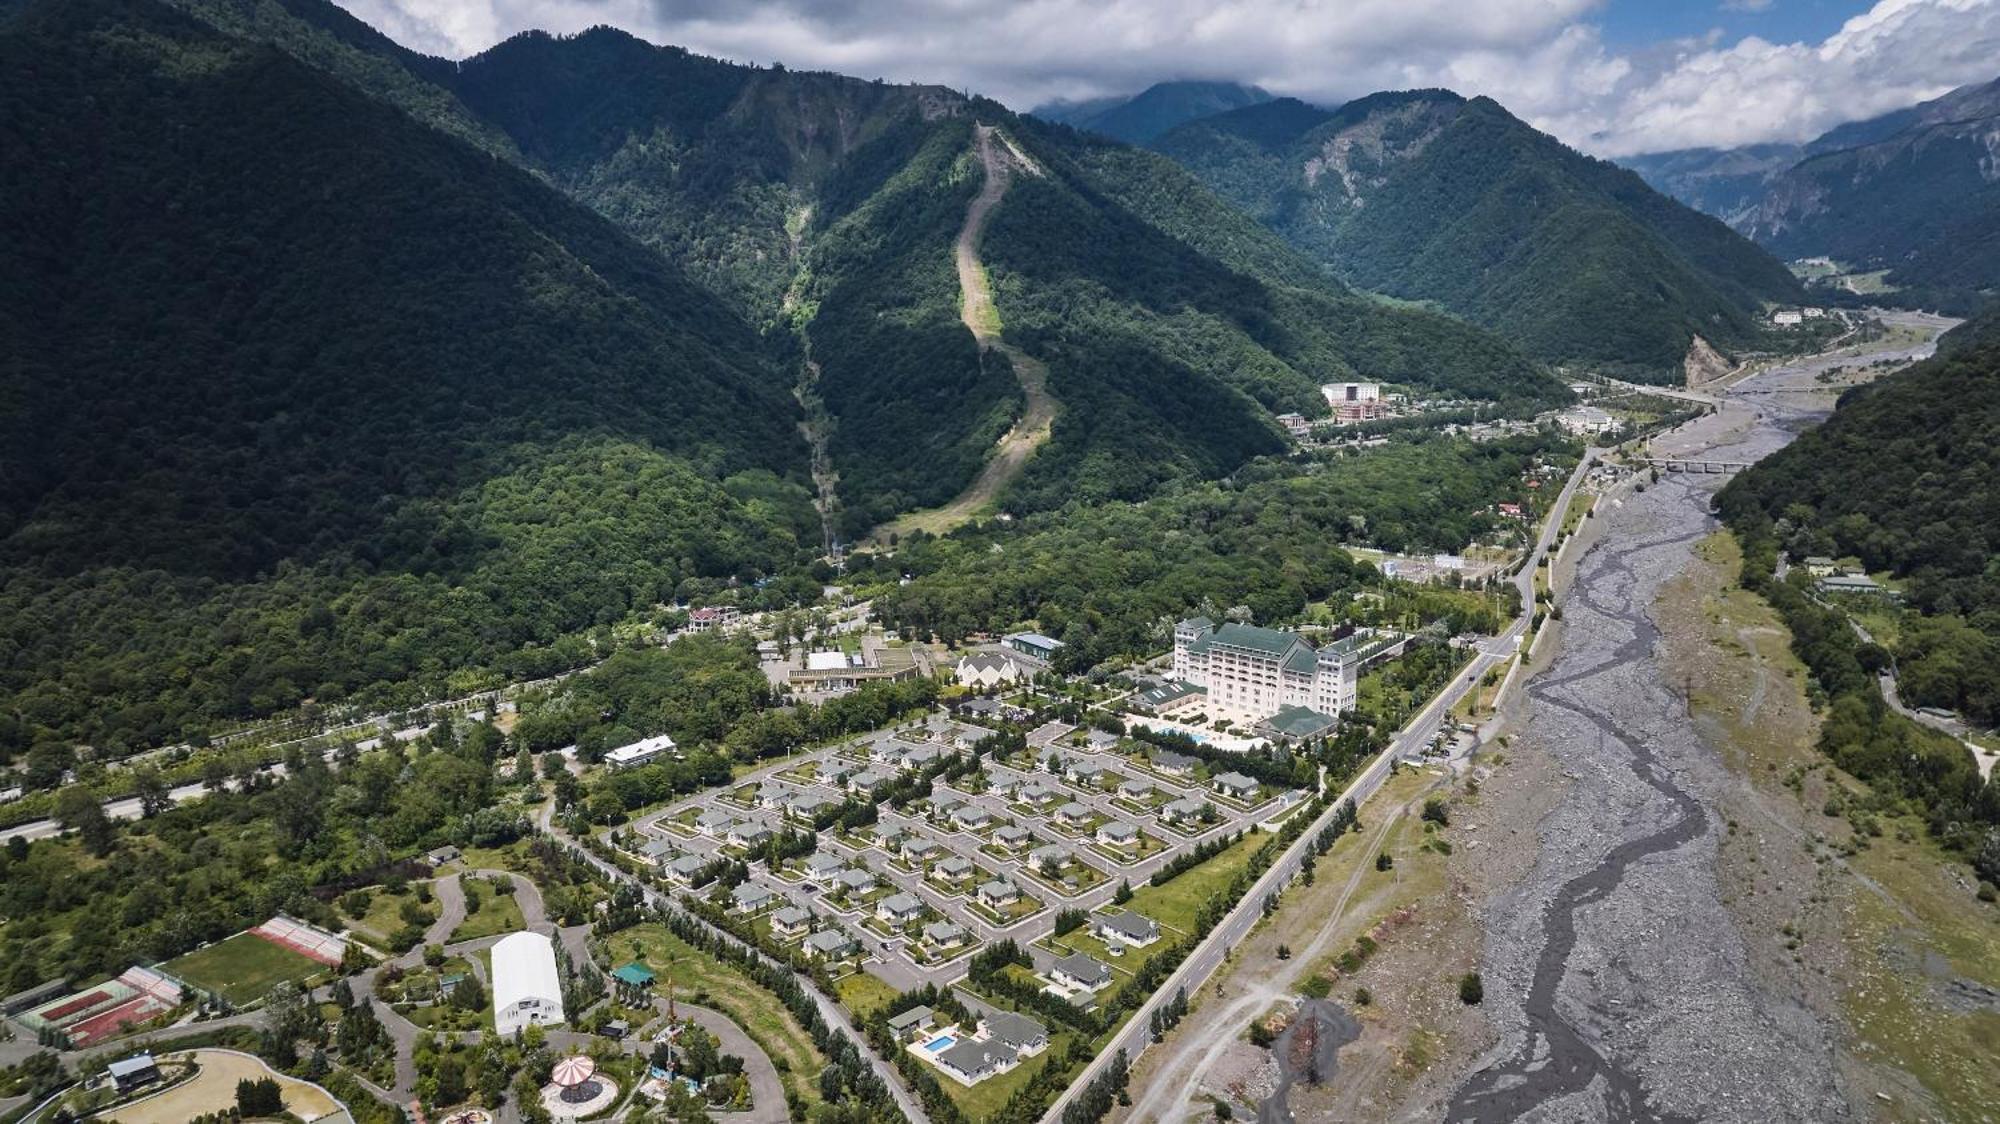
[1051,449,1598,1123]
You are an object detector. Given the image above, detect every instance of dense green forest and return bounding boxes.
[0,0,1570,757]
[1150,91,1803,379]
[1719,306,2000,727]
[1728,522,2000,886]
[0,720,532,987]
[0,442,820,756]
[130,2,1565,526]
[0,0,834,753]
[977,118,1564,508]
[871,435,1555,668]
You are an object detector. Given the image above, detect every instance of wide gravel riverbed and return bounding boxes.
[1445,313,1954,1123]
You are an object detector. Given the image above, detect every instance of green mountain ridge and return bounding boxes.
[1031,79,1274,144]
[0,0,1563,751]
[1719,303,2000,739]
[171,4,1560,524]
[1151,90,1805,379]
[1743,77,2000,296]
[0,0,820,749]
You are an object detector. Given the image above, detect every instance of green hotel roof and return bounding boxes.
[1207,622,1308,658]
[1263,705,1338,738]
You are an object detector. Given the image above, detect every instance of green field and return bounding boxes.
[937,1029,1079,1120]
[345,887,433,952]
[1128,830,1264,935]
[164,932,324,1006]
[832,969,899,1018]
[448,891,525,944]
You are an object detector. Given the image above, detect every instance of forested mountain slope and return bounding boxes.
[1152,91,1804,379]
[1718,306,2000,725]
[1743,77,2000,294]
[1618,143,1803,229]
[175,7,1559,529]
[0,0,818,751]
[0,0,1566,754]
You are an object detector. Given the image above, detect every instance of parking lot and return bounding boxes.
[621,711,1307,992]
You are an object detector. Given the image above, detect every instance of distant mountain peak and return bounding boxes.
[1031,79,1273,144]
[1152,84,1802,378]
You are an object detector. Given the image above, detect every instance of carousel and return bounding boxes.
[541,1054,618,1118]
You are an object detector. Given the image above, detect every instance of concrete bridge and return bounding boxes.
[1636,457,1751,475]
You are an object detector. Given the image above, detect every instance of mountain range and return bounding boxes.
[1149,89,1804,378]
[0,0,1570,747]
[1030,79,1273,144]
[1625,76,2000,304]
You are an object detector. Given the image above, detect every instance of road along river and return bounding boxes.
[1446,312,1955,1123]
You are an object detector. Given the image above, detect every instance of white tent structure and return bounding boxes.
[493,931,565,1034]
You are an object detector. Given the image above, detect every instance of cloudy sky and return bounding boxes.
[341,0,2000,155]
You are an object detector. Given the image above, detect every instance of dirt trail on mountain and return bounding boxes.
[873,124,1055,543]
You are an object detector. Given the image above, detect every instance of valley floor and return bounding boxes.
[1115,312,1991,1123]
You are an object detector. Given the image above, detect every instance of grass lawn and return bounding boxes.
[937,1030,1078,1120]
[402,1003,484,1032]
[1127,830,1265,936]
[1560,488,1595,537]
[448,891,525,943]
[602,923,828,1112]
[344,887,429,952]
[832,969,900,1019]
[459,841,533,873]
[164,933,323,1006]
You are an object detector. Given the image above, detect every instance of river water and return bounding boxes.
[1445,313,1955,1123]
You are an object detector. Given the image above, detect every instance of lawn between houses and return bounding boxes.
[603,922,829,1112]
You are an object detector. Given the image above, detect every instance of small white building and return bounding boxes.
[1321,381,1382,406]
[977,879,1021,908]
[492,931,565,1034]
[607,734,676,769]
[1093,910,1161,948]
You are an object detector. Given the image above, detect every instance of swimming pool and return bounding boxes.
[921,1034,957,1053]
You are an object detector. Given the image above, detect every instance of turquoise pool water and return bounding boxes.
[922,1034,956,1053]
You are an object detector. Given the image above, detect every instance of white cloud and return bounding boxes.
[339,0,2000,156]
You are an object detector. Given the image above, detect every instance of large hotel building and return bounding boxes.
[1170,618,1370,725]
